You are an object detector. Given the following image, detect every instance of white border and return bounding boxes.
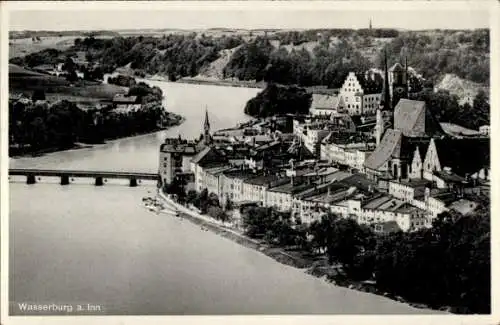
[1,1,499,325]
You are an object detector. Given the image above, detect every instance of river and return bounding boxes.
[9,80,436,315]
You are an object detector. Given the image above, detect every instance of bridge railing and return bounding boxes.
[8,168,160,186]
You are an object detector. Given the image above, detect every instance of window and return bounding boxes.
[163,163,167,168]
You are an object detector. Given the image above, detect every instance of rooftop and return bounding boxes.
[393,99,443,137]
[222,168,257,180]
[268,182,315,195]
[434,170,466,183]
[394,178,431,189]
[340,173,377,192]
[205,165,234,176]
[449,199,478,216]
[244,174,284,186]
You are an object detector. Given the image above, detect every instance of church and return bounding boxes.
[364,52,489,190]
[158,108,213,186]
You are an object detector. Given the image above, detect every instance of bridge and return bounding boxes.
[9,169,159,187]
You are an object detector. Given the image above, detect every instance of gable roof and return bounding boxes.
[394,99,443,137]
[364,129,403,170]
[191,146,229,167]
[399,137,431,160]
[389,63,404,72]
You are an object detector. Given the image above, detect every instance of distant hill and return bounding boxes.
[9,64,126,101]
[9,28,489,93]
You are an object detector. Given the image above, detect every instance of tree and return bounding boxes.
[186,190,198,205]
[225,197,234,211]
[32,89,46,101]
[198,188,209,214]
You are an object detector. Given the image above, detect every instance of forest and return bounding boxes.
[244,83,312,117]
[240,204,490,314]
[9,83,179,156]
[11,29,489,87]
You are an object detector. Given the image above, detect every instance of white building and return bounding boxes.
[338,72,382,115]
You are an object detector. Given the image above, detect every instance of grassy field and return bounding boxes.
[9,36,78,59]
[9,35,115,59]
[9,64,127,101]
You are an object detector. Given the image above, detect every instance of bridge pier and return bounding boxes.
[129,178,138,187]
[60,175,70,185]
[95,177,103,186]
[27,174,36,185]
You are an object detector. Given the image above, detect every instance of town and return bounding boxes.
[8,18,491,315]
[159,51,490,236]
[157,51,490,313]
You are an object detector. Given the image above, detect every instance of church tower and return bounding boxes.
[374,108,384,147]
[380,50,392,112]
[390,56,409,108]
[203,108,211,145]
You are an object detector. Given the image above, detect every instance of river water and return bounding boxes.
[9,81,436,315]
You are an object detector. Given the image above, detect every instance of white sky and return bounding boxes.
[7,1,491,31]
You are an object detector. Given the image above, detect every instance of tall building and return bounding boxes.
[203,108,212,145]
[338,72,383,115]
[389,57,409,109]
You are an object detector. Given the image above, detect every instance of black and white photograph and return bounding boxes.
[1,0,496,320]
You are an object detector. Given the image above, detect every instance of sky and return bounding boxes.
[7,2,491,31]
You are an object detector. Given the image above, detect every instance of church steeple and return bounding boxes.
[405,56,410,95]
[203,107,211,145]
[374,108,385,147]
[380,50,391,112]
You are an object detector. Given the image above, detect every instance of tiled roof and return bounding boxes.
[393,99,443,137]
[364,129,403,170]
[191,146,213,164]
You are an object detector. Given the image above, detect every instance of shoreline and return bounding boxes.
[9,116,186,159]
[144,75,338,95]
[156,191,443,314]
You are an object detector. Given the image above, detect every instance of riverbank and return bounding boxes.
[9,115,186,159]
[156,191,442,313]
[143,75,338,95]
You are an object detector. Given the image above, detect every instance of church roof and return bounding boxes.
[394,99,443,137]
[399,137,432,161]
[390,63,404,72]
[364,129,403,170]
